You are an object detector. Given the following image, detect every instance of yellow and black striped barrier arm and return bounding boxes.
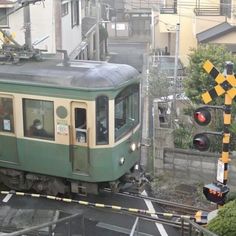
[0,190,199,221]
[194,210,208,225]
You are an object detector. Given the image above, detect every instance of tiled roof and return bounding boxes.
[197,22,236,43]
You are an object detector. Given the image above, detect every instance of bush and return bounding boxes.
[207,200,236,236]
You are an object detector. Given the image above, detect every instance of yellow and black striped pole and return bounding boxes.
[220,62,234,185]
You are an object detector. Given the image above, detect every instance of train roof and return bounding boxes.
[0,59,140,90]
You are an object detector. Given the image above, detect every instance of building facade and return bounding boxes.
[153,0,236,65]
[0,0,106,60]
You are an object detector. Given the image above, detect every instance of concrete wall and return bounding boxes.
[155,146,236,188]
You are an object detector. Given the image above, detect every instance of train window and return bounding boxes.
[0,97,14,133]
[74,108,87,143]
[96,96,108,145]
[115,84,139,141]
[23,99,55,140]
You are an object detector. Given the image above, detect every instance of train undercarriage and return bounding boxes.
[0,166,147,196]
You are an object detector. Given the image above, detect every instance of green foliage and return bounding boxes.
[226,191,236,203]
[184,44,236,152]
[184,44,236,105]
[149,68,170,98]
[207,200,236,236]
[173,123,193,148]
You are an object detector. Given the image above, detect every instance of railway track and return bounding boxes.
[0,188,211,235]
[103,188,210,216]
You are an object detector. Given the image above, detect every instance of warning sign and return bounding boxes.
[217,160,224,183]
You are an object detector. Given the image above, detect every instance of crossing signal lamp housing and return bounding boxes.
[193,133,210,151]
[194,107,211,126]
[203,182,230,205]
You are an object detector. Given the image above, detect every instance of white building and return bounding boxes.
[0,0,105,60]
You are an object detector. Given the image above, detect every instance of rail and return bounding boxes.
[0,212,84,236]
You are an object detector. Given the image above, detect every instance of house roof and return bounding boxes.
[196,22,236,43]
[0,0,14,8]
[82,17,96,37]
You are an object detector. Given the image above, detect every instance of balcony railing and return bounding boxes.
[160,0,177,14]
[160,7,177,14]
[194,7,221,16]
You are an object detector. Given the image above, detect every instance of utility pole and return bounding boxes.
[171,23,180,128]
[23,3,32,49]
[95,0,100,61]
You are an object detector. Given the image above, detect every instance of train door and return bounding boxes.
[71,102,89,174]
[0,96,18,164]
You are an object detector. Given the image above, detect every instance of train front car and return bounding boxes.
[92,64,142,193]
[0,59,142,195]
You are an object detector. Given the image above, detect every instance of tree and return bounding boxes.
[149,68,171,99]
[173,122,193,148]
[184,44,236,105]
[184,44,236,152]
[207,200,236,236]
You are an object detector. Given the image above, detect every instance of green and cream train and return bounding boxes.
[0,58,141,195]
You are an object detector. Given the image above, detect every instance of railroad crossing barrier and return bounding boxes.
[200,60,234,205]
[0,190,208,223]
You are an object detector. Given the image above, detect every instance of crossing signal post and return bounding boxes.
[193,60,235,205]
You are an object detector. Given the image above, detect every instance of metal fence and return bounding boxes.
[181,218,218,236]
[0,212,84,236]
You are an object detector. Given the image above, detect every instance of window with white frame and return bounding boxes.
[71,0,80,27]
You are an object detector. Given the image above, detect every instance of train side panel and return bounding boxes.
[0,90,141,183]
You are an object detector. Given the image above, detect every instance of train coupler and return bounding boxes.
[119,165,149,194]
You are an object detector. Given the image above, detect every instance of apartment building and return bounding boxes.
[154,0,236,65]
[106,0,159,39]
[0,0,106,60]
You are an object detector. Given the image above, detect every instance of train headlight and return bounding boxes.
[119,157,125,166]
[130,142,136,152]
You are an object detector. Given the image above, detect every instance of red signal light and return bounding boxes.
[194,107,211,126]
[195,112,206,122]
[193,133,210,151]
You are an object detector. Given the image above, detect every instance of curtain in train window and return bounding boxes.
[23,99,54,140]
[115,84,139,141]
[0,97,14,132]
[96,96,108,145]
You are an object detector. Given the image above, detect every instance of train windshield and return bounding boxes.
[115,84,139,141]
